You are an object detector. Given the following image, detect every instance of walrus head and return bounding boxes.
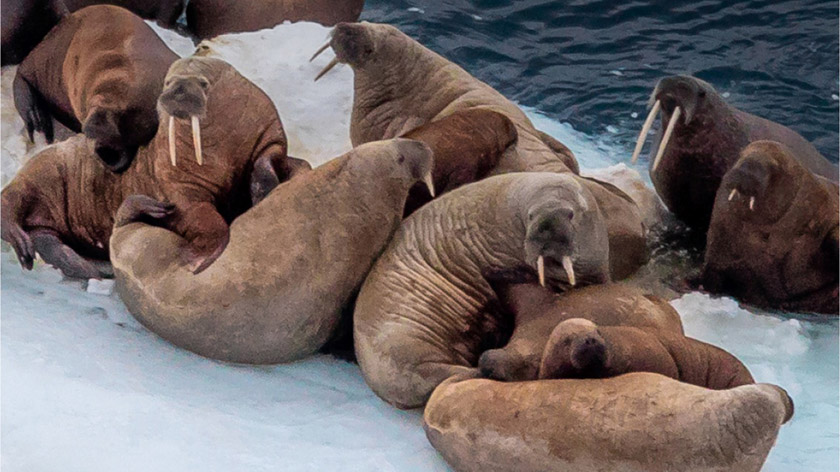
[538,318,608,380]
[82,106,155,173]
[631,75,724,170]
[310,22,405,80]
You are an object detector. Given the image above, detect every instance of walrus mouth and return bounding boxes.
[727,188,756,211]
[167,115,203,166]
[630,99,682,172]
[537,255,576,287]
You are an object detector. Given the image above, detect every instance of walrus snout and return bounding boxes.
[725,156,773,212]
[159,77,208,119]
[539,318,607,379]
[312,22,373,81]
[395,138,435,196]
[525,207,577,288]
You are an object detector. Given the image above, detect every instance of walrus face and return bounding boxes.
[158,74,210,167]
[311,22,397,80]
[539,318,608,380]
[722,141,797,218]
[83,108,140,173]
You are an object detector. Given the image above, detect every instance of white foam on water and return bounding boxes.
[1,21,836,472]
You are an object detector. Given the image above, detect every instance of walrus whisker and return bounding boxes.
[631,99,661,163]
[537,255,545,287]
[652,106,681,172]
[749,196,755,211]
[314,57,340,82]
[168,115,176,167]
[728,188,738,201]
[191,115,203,165]
[562,255,576,286]
[310,42,331,62]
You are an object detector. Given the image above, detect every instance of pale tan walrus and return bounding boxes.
[424,373,794,472]
[110,138,433,364]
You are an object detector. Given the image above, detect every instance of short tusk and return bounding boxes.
[749,196,755,211]
[562,255,576,287]
[168,116,176,167]
[728,188,738,201]
[314,57,340,82]
[191,115,203,165]
[310,41,331,62]
[652,106,681,172]
[423,171,435,198]
[537,255,545,287]
[631,99,661,163]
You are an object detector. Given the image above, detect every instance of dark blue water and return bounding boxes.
[363,0,839,161]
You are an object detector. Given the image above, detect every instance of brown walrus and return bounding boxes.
[424,373,794,472]
[702,140,838,314]
[477,282,683,382]
[631,75,838,231]
[1,56,304,277]
[539,318,754,389]
[110,138,433,364]
[61,0,186,27]
[1,0,68,66]
[186,0,365,40]
[13,5,179,172]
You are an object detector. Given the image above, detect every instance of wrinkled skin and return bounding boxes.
[62,0,186,27]
[702,140,839,314]
[110,139,432,364]
[539,318,754,389]
[354,173,612,409]
[644,75,838,231]
[478,283,683,382]
[1,0,68,66]
[186,0,365,39]
[1,57,300,278]
[321,22,580,175]
[13,6,178,172]
[424,373,793,472]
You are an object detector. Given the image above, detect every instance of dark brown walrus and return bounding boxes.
[539,318,754,389]
[632,75,838,231]
[477,282,684,382]
[61,0,186,27]
[702,140,838,314]
[13,5,179,172]
[186,0,365,40]
[1,56,305,278]
[1,0,68,66]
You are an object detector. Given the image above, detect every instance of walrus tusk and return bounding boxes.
[749,196,755,211]
[631,99,661,163]
[728,188,738,201]
[423,171,436,197]
[191,115,203,165]
[562,255,576,286]
[314,57,340,82]
[537,255,545,287]
[651,106,681,172]
[168,116,176,167]
[310,42,331,62]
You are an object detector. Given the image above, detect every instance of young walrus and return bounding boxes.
[702,140,838,314]
[539,318,754,389]
[13,6,179,172]
[1,56,305,277]
[477,282,683,382]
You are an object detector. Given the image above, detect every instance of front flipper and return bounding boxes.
[114,195,176,228]
[29,229,102,279]
[250,154,312,205]
[173,201,230,274]
[13,74,54,143]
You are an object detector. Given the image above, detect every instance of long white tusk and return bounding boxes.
[310,42,331,62]
[651,106,681,172]
[423,171,435,197]
[728,188,738,201]
[631,99,661,163]
[562,255,576,286]
[314,57,339,82]
[168,116,176,167]
[191,115,203,165]
[537,255,545,287]
[749,196,755,211]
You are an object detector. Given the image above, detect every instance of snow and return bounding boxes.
[1,21,837,472]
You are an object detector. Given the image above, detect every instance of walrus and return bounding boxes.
[424,373,794,472]
[61,0,185,27]
[631,75,838,231]
[13,5,179,172]
[109,139,433,364]
[311,22,580,175]
[539,318,754,389]
[186,0,365,40]
[1,0,68,66]
[702,140,839,314]
[353,173,612,409]
[477,282,684,382]
[1,56,304,277]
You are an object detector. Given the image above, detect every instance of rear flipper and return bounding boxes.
[29,229,104,279]
[250,154,312,205]
[13,74,54,143]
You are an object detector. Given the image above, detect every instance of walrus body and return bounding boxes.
[1,0,68,66]
[354,173,612,409]
[424,373,793,472]
[634,75,838,231]
[1,57,298,278]
[110,139,433,364]
[539,318,754,389]
[478,283,683,382]
[62,0,185,27]
[186,0,365,40]
[13,5,179,172]
[702,140,838,314]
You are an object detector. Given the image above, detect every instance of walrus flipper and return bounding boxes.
[29,230,102,279]
[250,154,311,206]
[13,74,54,143]
[175,201,230,274]
[114,195,176,228]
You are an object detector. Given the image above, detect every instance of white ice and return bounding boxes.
[1,21,837,472]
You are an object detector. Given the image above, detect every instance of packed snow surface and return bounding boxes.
[1,22,837,472]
